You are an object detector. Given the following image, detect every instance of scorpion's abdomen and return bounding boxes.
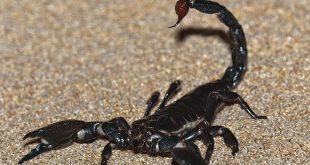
[144,82,228,134]
[144,97,205,134]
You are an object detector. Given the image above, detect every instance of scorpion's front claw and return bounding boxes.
[19,120,86,164]
[18,143,50,164]
[23,120,86,145]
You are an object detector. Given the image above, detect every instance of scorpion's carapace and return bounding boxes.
[19,0,267,165]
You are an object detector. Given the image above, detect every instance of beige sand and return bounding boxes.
[0,0,309,164]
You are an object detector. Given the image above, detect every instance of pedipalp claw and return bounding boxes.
[23,120,86,145]
[19,120,87,164]
[169,0,190,28]
[18,143,50,164]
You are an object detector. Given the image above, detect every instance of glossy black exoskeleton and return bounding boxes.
[19,0,267,164]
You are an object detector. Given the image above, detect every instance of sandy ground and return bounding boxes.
[0,0,309,164]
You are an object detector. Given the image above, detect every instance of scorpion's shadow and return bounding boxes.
[174,27,234,112]
[175,27,233,49]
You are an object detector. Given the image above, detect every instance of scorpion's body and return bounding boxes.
[19,0,267,165]
[134,80,227,135]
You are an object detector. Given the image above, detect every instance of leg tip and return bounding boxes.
[232,149,238,156]
[101,158,108,165]
[231,144,239,156]
[257,115,268,119]
[18,160,24,164]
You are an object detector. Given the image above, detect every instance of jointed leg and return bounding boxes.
[143,80,181,117]
[202,91,267,123]
[142,132,206,165]
[209,91,267,119]
[179,127,215,164]
[143,91,160,117]
[171,123,240,165]
[208,126,239,155]
[101,143,112,165]
[157,80,181,111]
[172,142,206,165]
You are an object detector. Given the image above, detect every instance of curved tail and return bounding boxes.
[170,0,248,89]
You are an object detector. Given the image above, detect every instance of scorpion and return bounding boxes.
[19,0,267,164]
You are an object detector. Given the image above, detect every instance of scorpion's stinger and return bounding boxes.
[168,0,190,28]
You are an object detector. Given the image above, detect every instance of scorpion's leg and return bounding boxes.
[178,127,215,164]
[175,125,238,163]
[145,134,205,165]
[203,91,266,124]
[143,80,180,116]
[101,142,112,165]
[19,118,131,164]
[144,130,209,164]
[172,142,206,165]
[157,80,182,111]
[143,91,160,117]
[210,91,267,119]
[207,126,239,155]
[98,117,131,164]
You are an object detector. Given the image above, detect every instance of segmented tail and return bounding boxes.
[170,0,248,89]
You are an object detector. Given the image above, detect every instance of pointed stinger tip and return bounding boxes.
[168,22,179,28]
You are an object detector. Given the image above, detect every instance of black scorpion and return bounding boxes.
[19,0,267,164]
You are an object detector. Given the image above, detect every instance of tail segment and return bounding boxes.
[171,0,248,89]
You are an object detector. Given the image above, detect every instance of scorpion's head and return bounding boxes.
[130,121,151,149]
[130,126,150,148]
[129,120,163,153]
